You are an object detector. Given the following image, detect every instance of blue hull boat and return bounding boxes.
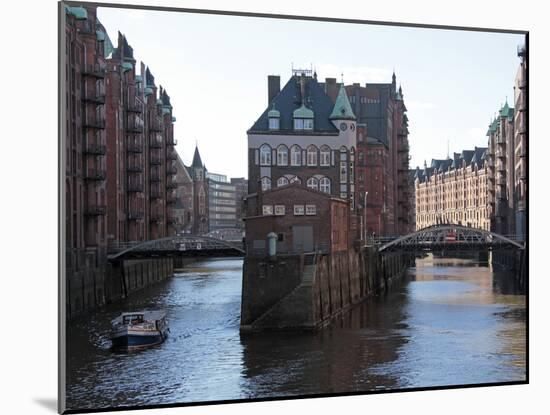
[110,310,169,351]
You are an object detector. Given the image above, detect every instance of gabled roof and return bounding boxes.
[161,88,172,108]
[248,75,338,134]
[330,84,356,120]
[145,67,155,87]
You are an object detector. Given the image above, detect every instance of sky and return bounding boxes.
[97,6,525,179]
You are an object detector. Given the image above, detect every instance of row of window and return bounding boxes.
[258,144,354,167]
[261,176,331,193]
[268,118,314,131]
[262,204,317,216]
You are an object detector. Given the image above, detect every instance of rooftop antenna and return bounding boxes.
[341,72,344,85]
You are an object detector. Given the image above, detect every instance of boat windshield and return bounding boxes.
[122,315,144,325]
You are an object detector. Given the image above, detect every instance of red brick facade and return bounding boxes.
[64,6,107,272]
[245,185,349,255]
[104,32,178,244]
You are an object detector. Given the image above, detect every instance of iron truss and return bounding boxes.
[108,235,245,260]
[378,224,525,253]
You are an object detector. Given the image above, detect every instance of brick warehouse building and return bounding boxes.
[246,70,359,251]
[414,148,490,231]
[342,73,413,236]
[514,46,527,241]
[64,5,108,314]
[64,5,179,315]
[104,32,178,243]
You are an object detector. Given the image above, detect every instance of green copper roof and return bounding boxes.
[499,101,514,119]
[268,104,280,118]
[162,107,171,115]
[65,6,88,20]
[144,87,153,96]
[156,99,163,105]
[293,104,314,119]
[330,84,356,120]
[121,62,133,72]
[172,116,177,122]
[96,30,105,41]
[135,75,143,83]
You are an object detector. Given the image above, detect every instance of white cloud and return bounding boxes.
[315,64,392,84]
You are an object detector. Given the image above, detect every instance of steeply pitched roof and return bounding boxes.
[191,146,204,168]
[248,75,338,134]
[330,84,356,120]
[145,67,155,87]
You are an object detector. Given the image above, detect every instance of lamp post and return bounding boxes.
[364,191,368,242]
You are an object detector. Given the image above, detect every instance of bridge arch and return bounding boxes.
[108,234,245,260]
[378,224,524,252]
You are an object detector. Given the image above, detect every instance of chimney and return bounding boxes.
[268,75,280,105]
[325,77,338,102]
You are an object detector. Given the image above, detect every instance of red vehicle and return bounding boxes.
[444,231,457,242]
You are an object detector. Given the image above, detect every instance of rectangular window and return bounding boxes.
[306,205,316,215]
[303,119,313,130]
[262,205,273,215]
[293,205,305,216]
[294,119,304,130]
[274,205,285,216]
[269,118,280,130]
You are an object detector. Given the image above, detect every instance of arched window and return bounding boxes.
[277,145,288,166]
[320,145,331,166]
[291,145,302,166]
[307,145,318,166]
[319,177,331,194]
[260,144,271,166]
[261,177,271,191]
[277,177,289,187]
[307,177,318,190]
[290,175,301,184]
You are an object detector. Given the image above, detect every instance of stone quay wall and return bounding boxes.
[240,247,413,331]
[66,255,174,319]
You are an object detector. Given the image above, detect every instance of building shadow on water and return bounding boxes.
[238,283,411,398]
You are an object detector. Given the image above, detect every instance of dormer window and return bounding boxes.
[269,118,280,130]
[268,104,280,130]
[294,118,313,130]
[293,104,314,131]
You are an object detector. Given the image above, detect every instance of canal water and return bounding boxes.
[66,255,526,410]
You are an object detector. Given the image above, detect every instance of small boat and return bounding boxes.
[110,310,169,350]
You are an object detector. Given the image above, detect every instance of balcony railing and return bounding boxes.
[127,211,144,220]
[127,121,144,133]
[82,92,105,105]
[149,121,163,132]
[150,156,162,165]
[126,143,143,153]
[127,165,143,173]
[82,64,106,78]
[84,143,106,156]
[84,205,107,216]
[84,169,106,181]
[83,116,106,129]
[126,101,143,113]
[150,138,162,148]
[127,183,144,192]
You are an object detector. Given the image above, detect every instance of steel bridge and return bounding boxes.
[108,234,245,260]
[377,224,525,253]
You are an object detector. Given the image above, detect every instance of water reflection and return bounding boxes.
[66,255,526,410]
